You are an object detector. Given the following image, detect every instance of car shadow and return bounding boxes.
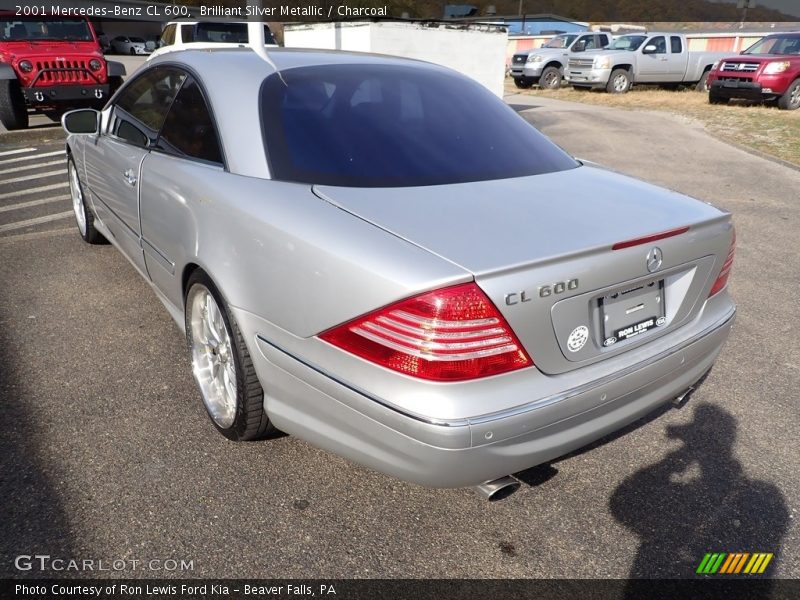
[0,304,74,576]
[611,402,789,585]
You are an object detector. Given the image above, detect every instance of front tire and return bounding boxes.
[0,79,29,130]
[185,271,274,441]
[708,91,729,105]
[777,79,800,110]
[606,69,631,94]
[539,66,562,90]
[68,155,105,244]
[513,77,534,89]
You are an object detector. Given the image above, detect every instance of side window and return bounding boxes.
[582,36,597,50]
[599,34,609,47]
[111,67,186,148]
[156,77,223,165]
[159,24,176,47]
[670,36,683,54]
[181,24,195,43]
[647,36,667,54]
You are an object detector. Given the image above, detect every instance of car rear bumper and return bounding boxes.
[24,84,110,104]
[244,303,735,488]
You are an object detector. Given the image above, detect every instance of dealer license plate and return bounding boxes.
[599,279,665,347]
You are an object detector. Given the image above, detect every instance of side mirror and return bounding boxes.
[642,45,657,54]
[61,109,100,135]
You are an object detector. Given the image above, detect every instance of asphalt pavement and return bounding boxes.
[0,93,797,580]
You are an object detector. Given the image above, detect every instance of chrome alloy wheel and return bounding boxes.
[612,73,628,92]
[791,83,800,108]
[68,160,87,236]
[188,286,238,428]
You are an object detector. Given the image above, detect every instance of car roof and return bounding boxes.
[144,48,450,178]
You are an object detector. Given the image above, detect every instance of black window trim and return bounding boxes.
[103,63,228,171]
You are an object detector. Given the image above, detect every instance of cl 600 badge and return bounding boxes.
[505,279,579,305]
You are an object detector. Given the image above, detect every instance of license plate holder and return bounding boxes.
[600,280,665,346]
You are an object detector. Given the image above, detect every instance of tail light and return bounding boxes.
[320,282,532,381]
[709,228,736,297]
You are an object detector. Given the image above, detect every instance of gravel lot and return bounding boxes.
[0,93,797,580]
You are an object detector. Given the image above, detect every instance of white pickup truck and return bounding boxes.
[565,33,731,93]
[509,32,612,89]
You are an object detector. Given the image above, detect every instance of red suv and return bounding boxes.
[706,32,800,110]
[0,12,126,129]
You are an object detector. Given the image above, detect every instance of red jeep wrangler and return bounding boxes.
[706,31,800,110]
[0,12,126,129]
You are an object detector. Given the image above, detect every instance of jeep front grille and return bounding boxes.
[34,60,92,83]
[720,61,759,72]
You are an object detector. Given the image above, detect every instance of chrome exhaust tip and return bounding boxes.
[473,476,521,501]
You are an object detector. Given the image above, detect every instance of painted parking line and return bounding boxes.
[0,147,36,157]
[0,210,73,233]
[0,159,66,176]
[2,169,66,185]
[0,195,70,213]
[0,182,69,201]
[0,150,64,164]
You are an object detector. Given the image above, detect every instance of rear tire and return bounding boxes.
[695,70,710,92]
[68,155,105,244]
[0,79,29,130]
[708,91,729,105]
[606,69,631,94]
[185,270,275,442]
[129,48,136,55]
[539,66,562,90]
[777,79,800,110]
[513,77,534,89]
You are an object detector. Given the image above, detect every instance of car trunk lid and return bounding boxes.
[313,164,733,374]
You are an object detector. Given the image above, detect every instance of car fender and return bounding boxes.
[0,62,18,80]
[106,60,126,77]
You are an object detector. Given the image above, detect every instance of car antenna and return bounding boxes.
[246,6,287,86]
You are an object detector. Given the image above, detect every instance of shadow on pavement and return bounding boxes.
[611,402,789,585]
[0,298,74,577]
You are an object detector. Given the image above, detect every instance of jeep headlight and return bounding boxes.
[763,61,790,75]
[18,60,33,73]
[526,55,543,63]
[594,57,612,69]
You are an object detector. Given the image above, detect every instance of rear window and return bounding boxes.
[260,64,578,187]
[194,23,275,45]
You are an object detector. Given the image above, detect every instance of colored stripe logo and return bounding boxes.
[696,552,774,574]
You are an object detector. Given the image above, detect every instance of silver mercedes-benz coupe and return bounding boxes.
[62,47,736,499]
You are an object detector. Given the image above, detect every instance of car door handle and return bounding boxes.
[123,169,137,186]
[660,58,669,61]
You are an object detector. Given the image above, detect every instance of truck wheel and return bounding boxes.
[513,77,533,89]
[708,92,729,105]
[539,66,562,90]
[108,76,123,97]
[0,79,29,130]
[695,70,710,92]
[777,79,800,110]
[606,69,631,94]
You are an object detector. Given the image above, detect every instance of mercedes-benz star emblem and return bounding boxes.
[646,247,663,273]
